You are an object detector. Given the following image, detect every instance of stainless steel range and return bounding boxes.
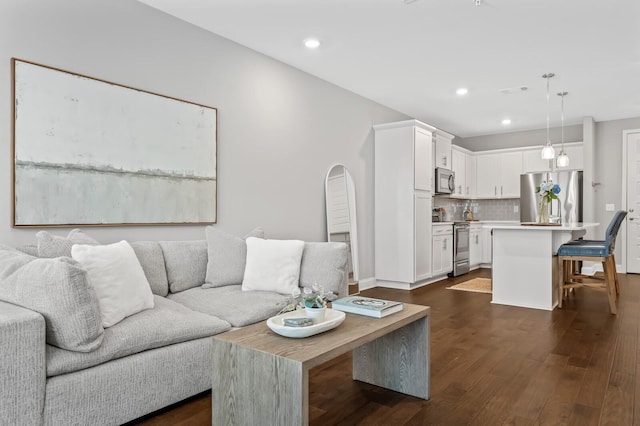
[449,222,470,277]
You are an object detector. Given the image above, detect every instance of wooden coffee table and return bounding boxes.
[211,303,430,425]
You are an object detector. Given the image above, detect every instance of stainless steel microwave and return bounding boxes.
[435,167,455,194]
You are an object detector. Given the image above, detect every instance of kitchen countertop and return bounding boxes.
[432,222,454,226]
[487,222,599,231]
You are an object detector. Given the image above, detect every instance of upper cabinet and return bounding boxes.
[476,151,523,198]
[451,148,465,197]
[373,120,435,193]
[466,154,477,198]
[414,127,433,191]
[433,131,454,169]
[451,146,476,198]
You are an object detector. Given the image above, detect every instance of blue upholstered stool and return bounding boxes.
[557,210,627,314]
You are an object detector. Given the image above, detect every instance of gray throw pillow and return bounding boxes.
[299,242,349,298]
[159,240,209,294]
[0,245,104,352]
[36,229,99,258]
[203,226,264,288]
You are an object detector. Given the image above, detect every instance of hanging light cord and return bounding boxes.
[560,92,565,151]
[546,76,551,144]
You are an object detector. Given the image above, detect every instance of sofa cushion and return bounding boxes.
[0,245,104,352]
[160,240,208,293]
[72,241,155,328]
[204,226,264,289]
[46,296,231,377]
[300,242,349,298]
[128,241,169,297]
[36,229,99,258]
[167,285,288,327]
[242,237,305,295]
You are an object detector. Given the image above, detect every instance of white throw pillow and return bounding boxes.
[242,237,305,295]
[72,240,154,328]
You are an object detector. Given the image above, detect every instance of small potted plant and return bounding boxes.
[301,283,330,323]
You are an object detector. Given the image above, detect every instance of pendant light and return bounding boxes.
[556,91,570,168]
[540,73,556,160]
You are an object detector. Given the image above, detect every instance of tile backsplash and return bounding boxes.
[434,196,520,222]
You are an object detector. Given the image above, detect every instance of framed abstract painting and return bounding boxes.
[12,58,217,227]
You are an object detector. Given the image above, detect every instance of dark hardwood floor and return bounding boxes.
[135,269,640,425]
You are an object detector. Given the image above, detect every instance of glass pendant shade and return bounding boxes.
[556,151,570,167]
[556,91,570,168]
[541,143,555,160]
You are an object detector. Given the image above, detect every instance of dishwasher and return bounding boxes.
[449,222,470,277]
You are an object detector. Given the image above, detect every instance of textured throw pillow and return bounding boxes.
[159,240,208,293]
[36,229,99,258]
[300,242,349,298]
[241,237,305,295]
[203,226,264,288]
[72,241,154,328]
[0,245,104,352]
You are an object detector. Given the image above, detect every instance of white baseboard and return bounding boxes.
[372,274,450,291]
[357,277,377,291]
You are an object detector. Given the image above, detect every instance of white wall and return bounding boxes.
[0,0,408,280]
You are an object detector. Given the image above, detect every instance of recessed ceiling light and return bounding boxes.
[304,38,320,49]
[456,88,468,96]
[502,118,512,125]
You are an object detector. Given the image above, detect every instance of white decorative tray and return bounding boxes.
[266,308,346,338]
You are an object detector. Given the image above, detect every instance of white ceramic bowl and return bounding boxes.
[266,308,346,338]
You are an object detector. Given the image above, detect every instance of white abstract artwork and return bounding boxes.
[13,59,217,226]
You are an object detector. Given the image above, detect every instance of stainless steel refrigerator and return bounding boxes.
[520,171,583,224]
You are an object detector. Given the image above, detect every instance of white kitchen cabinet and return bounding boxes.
[522,149,552,173]
[451,147,466,197]
[481,227,492,264]
[500,152,522,197]
[561,145,584,170]
[374,120,436,286]
[451,146,476,199]
[469,226,483,267]
[432,224,453,276]
[476,152,523,198]
[476,154,500,198]
[415,191,432,281]
[433,131,454,169]
[414,128,432,191]
[465,154,476,198]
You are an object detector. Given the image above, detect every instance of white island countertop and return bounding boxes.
[490,222,599,311]
[486,222,599,231]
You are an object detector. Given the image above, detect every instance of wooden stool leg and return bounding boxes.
[612,254,620,295]
[558,256,564,308]
[602,257,617,315]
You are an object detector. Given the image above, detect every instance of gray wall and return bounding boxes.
[0,0,408,280]
[457,124,583,151]
[594,117,640,237]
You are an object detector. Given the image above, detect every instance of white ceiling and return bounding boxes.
[139,0,640,138]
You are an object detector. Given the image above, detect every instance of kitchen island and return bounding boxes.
[489,222,599,311]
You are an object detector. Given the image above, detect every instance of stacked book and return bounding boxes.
[331,296,403,318]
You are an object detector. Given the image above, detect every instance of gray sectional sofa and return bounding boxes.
[0,234,348,426]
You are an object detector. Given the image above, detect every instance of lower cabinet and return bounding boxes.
[469,227,482,267]
[481,227,493,264]
[432,225,453,276]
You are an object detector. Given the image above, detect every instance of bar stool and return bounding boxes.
[557,210,627,314]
